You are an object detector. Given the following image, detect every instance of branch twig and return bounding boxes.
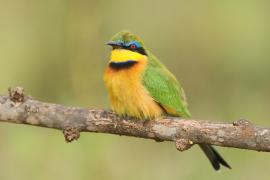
[0,87,270,152]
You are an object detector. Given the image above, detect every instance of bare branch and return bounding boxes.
[0,87,270,152]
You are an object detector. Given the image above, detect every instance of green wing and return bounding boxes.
[142,55,191,118]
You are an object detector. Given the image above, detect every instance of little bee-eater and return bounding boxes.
[104,31,231,170]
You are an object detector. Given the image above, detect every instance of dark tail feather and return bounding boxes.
[199,144,231,170]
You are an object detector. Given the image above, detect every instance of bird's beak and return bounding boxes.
[106,41,122,47]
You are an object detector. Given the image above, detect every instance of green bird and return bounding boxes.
[104,31,231,170]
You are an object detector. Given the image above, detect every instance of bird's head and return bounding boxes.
[107,31,148,64]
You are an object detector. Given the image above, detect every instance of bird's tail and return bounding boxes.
[199,144,231,170]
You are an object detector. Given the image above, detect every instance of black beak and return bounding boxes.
[106,41,122,47]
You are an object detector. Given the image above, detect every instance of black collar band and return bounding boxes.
[109,60,138,70]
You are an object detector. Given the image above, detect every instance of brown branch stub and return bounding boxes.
[8,86,25,103]
[175,139,194,151]
[63,126,80,142]
[1,87,270,152]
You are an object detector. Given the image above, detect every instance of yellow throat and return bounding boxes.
[110,49,147,63]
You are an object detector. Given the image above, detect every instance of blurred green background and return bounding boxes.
[0,0,270,179]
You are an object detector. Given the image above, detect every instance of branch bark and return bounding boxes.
[0,87,270,152]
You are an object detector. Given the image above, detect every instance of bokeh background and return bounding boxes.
[0,0,270,179]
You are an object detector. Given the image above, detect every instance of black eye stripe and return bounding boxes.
[111,45,147,56]
[125,46,147,55]
[134,47,147,55]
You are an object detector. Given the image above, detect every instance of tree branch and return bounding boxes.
[0,87,270,152]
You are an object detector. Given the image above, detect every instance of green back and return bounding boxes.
[142,52,191,118]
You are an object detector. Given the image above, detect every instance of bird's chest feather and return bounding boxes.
[104,62,163,119]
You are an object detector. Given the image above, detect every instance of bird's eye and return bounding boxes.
[129,44,137,49]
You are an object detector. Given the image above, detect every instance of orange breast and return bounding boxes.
[103,60,163,119]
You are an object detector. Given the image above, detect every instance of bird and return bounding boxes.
[103,30,231,170]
